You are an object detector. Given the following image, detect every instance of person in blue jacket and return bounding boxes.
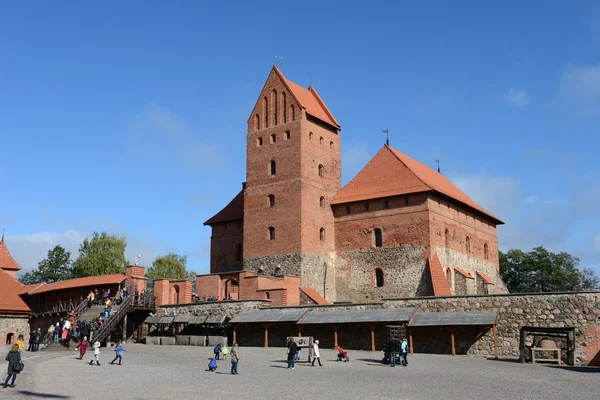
[214,343,222,360]
[110,342,127,365]
[208,357,217,372]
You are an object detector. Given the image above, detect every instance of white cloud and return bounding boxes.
[342,143,372,185]
[505,88,531,109]
[560,64,600,112]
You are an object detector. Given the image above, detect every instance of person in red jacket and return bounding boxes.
[76,336,88,360]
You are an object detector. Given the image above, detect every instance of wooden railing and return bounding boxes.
[92,295,134,343]
[30,298,85,315]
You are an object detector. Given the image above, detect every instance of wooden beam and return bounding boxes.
[263,323,271,348]
[449,328,456,356]
[369,324,376,352]
[408,327,414,354]
[332,324,339,348]
[232,324,237,344]
[492,325,498,359]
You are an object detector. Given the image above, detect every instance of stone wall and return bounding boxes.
[157,300,271,320]
[335,246,430,303]
[385,292,600,365]
[0,315,30,345]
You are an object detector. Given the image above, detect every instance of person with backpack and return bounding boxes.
[3,344,23,388]
[110,342,127,365]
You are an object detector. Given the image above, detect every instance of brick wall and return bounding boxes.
[209,221,243,273]
[196,274,223,300]
[125,265,147,294]
[153,279,170,307]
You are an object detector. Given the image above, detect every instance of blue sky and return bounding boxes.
[1,1,599,275]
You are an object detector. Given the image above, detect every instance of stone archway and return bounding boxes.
[4,331,16,345]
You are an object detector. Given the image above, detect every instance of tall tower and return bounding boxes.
[243,66,341,300]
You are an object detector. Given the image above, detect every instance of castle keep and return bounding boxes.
[201,67,508,305]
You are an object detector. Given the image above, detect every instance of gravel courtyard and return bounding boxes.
[2,344,598,399]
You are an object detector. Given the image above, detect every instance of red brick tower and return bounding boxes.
[243,66,341,300]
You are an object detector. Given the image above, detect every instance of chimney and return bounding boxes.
[242,182,247,190]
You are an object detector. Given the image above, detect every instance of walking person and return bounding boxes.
[15,335,25,352]
[89,341,101,366]
[287,338,298,369]
[311,340,323,366]
[33,329,41,352]
[76,336,88,360]
[27,330,35,352]
[230,343,239,375]
[3,344,23,388]
[401,337,409,367]
[110,342,126,365]
[213,343,222,360]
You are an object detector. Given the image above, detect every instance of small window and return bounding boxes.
[445,229,449,247]
[269,160,276,176]
[268,194,275,207]
[330,141,333,149]
[274,266,282,276]
[365,202,370,212]
[466,236,471,253]
[285,130,290,140]
[255,114,260,130]
[384,199,389,209]
[309,132,313,140]
[374,228,383,247]
[320,228,325,241]
[270,134,276,143]
[484,243,489,260]
[224,223,228,231]
[320,137,324,146]
[320,196,325,208]
[318,164,324,177]
[257,267,265,275]
[268,227,275,240]
[446,268,452,286]
[345,206,351,215]
[265,291,270,299]
[374,268,384,287]
[405,196,409,206]
[257,137,263,147]
[235,243,243,262]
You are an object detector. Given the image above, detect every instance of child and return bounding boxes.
[208,357,217,372]
[15,335,25,352]
[110,342,126,365]
[89,341,101,366]
[213,343,222,360]
[221,345,229,360]
[76,336,88,360]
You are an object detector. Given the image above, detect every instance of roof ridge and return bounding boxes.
[0,239,22,271]
[272,65,306,110]
[332,146,383,202]
[308,86,340,128]
[385,144,432,191]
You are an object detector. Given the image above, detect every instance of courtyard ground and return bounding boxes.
[1,344,598,399]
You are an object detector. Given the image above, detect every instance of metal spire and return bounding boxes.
[1,228,4,242]
[383,129,389,146]
[435,159,441,173]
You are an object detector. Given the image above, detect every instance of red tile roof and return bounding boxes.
[331,145,503,224]
[20,282,45,295]
[300,287,329,305]
[428,254,452,296]
[454,268,474,279]
[204,189,244,226]
[0,269,30,314]
[273,66,340,129]
[476,271,495,285]
[0,239,21,272]
[23,273,126,295]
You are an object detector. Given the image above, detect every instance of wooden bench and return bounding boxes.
[531,347,561,364]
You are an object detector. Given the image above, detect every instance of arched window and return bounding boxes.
[309,132,313,140]
[257,137,263,147]
[374,228,383,247]
[405,196,409,206]
[446,268,452,286]
[235,243,243,262]
[289,104,295,121]
[365,202,370,212]
[320,137,324,146]
[484,243,489,260]
[257,267,265,275]
[466,236,471,253]
[374,268,384,287]
[330,141,333,149]
[265,291,270,299]
[444,229,449,247]
[319,196,325,208]
[345,206,351,215]
[285,130,290,140]
[320,228,325,241]
[282,92,287,122]
[263,97,269,128]
[384,199,389,209]
[272,89,278,126]
[270,133,276,143]
[268,194,275,207]
[269,160,276,176]
[268,226,275,240]
[255,114,260,131]
[274,266,282,276]
[318,164,324,177]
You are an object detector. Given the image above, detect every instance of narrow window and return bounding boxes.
[272,89,278,126]
[270,133,276,143]
[320,196,325,208]
[446,268,452,286]
[282,92,287,122]
[263,97,269,128]
[444,229,449,247]
[268,227,275,240]
[320,137,324,146]
[384,199,389,209]
[320,228,325,241]
[309,132,313,140]
[274,266,282,276]
[375,268,384,287]
[265,291,270,299]
[269,160,276,176]
[257,137,263,147]
[255,114,260,130]
[235,243,243,262]
[466,236,471,253]
[374,228,383,247]
[365,202,370,212]
[484,243,489,260]
[268,194,275,207]
[345,206,351,215]
[330,141,333,150]
[289,104,295,121]
[285,130,290,140]
[405,196,409,206]
[318,164,324,177]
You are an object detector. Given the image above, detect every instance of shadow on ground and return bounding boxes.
[548,366,600,373]
[16,391,70,398]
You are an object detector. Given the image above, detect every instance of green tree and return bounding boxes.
[19,245,74,284]
[72,232,127,277]
[500,246,600,293]
[146,253,188,281]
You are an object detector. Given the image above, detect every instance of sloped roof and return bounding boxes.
[273,66,340,129]
[23,273,126,295]
[20,282,45,295]
[332,145,502,224]
[428,254,452,296]
[230,308,307,323]
[0,239,21,272]
[297,308,415,324]
[0,269,30,314]
[300,287,329,305]
[204,190,244,226]
[476,271,495,285]
[454,268,474,279]
[409,311,497,327]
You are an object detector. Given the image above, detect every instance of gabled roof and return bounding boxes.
[204,189,244,226]
[0,238,21,272]
[332,145,502,224]
[0,269,30,314]
[22,273,126,296]
[428,253,452,296]
[273,66,340,129]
